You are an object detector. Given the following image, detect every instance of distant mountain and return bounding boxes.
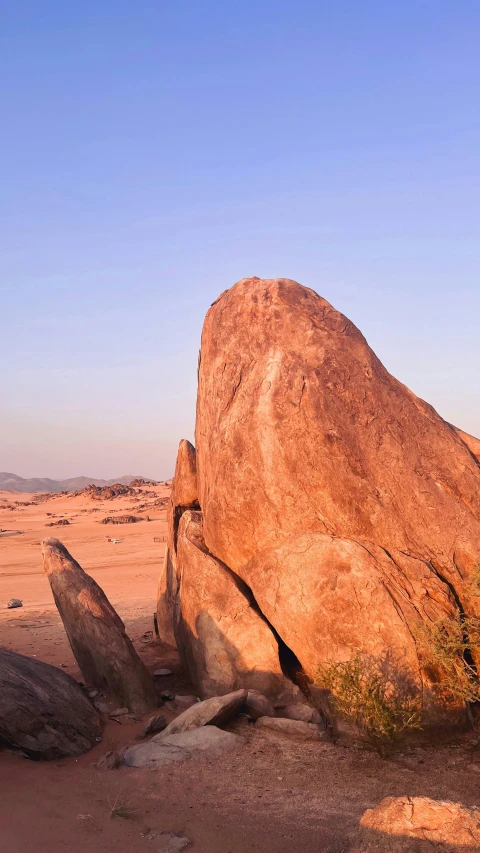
[0,472,155,494]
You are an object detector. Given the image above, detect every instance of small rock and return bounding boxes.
[255,716,327,741]
[279,703,323,725]
[110,707,129,717]
[123,726,242,769]
[138,714,168,738]
[160,690,175,701]
[87,689,99,699]
[7,599,23,609]
[96,751,121,770]
[141,830,190,852]
[243,690,275,720]
[160,689,247,737]
[94,700,110,715]
[153,668,173,677]
[140,631,153,643]
[174,694,198,709]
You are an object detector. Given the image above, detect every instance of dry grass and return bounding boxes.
[417,614,480,704]
[107,791,134,820]
[317,653,422,755]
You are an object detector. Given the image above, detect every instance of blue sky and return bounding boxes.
[1,1,479,479]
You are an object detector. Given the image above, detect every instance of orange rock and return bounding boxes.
[174,510,296,699]
[161,277,480,719]
[156,440,198,646]
[360,796,480,847]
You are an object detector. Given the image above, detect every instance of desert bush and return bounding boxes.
[317,653,422,755]
[417,614,480,704]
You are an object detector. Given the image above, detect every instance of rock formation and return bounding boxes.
[157,439,199,646]
[0,648,102,759]
[43,537,156,713]
[159,277,480,725]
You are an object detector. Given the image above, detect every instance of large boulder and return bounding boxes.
[0,648,102,760]
[160,277,480,726]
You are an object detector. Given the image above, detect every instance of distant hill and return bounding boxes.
[0,472,155,494]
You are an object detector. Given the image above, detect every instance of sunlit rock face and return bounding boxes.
[160,277,480,723]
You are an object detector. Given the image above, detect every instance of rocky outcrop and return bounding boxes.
[159,277,480,726]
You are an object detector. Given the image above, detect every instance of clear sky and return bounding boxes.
[1,1,479,480]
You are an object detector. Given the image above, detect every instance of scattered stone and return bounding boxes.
[358,796,480,848]
[95,750,121,770]
[101,515,141,525]
[123,726,242,769]
[255,716,327,741]
[153,668,173,677]
[243,690,275,720]
[140,830,190,852]
[279,703,323,725]
[138,714,168,738]
[7,599,22,609]
[94,700,110,715]
[160,690,175,701]
[174,695,198,709]
[87,689,99,699]
[160,689,247,737]
[140,630,153,642]
[110,707,129,717]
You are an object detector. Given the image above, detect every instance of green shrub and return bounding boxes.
[317,653,422,755]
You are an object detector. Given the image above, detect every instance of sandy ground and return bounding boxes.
[2,487,480,852]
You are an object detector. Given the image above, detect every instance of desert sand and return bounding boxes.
[1,483,480,852]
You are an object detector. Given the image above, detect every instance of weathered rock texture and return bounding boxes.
[0,648,102,759]
[358,796,480,849]
[174,511,295,699]
[42,538,156,713]
[160,688,247,736]
[160,277,480,723]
